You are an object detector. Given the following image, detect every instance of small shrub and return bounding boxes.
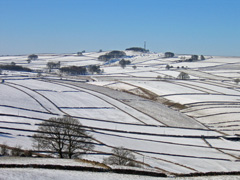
[11,145,23,156]
[234,78,240,84]
[165,64,170,70]
[119,59,131,69]
[132,65,137,70]
[47,61,61,72]
[0,144,8,155]
[156,75,162,79]
[103,147,138,167]
[60,66,87,75]
[0,65,32,72]
[98,51,126,61]
[87,65,101,74]
[28,54,38,60]
[125,47,149,53]
[165,52,174,58]
[200,55,205,60]
[24,150,33,157]
[178,72,190,80]
[191,55,198,61]
[77,52,83,56]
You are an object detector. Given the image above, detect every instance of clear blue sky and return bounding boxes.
[0,0,240,56]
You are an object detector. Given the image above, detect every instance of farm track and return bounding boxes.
[151,156,198,173]
[195,111,240,118]
[106,79,240,135]
[181,69,231,80]
[184,101,240,107]
[32,78,238,135]
[202,137,240,161]
[197,80,240,91]
[5,82,65,115]
[114,80,213,130]
[182,79,240,95]
[4,83,52,114]
[0,105,58,115]
[40,79,165,126]
[82,79,206,128]
[181,105,240,113]
[166,80,225,94]
[207,120,240,125]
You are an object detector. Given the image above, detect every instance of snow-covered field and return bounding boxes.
[1,168,240,180]
[0,51,240,177]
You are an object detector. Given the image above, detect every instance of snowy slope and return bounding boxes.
[1,52,240,175]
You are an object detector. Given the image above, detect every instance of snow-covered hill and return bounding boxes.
[0,51,240,175]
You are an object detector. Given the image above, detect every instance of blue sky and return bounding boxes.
[0,0,240,56]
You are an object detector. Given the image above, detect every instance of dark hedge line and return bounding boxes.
[0,65,32,72]
[0,164,167,177]
[176,171,240,177]
[125,47,149,53]
[1,163,239,177]
[98,51,126,61]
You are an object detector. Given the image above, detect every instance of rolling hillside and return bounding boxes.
[0,51,240,176]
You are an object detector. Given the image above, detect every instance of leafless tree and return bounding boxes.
[103,147,137,166]
[47,61,61,72]
[33,116,94,159]
[0,143,8,155]
[11,145,23,156]
[234,78,240,85]
[28,54,38,60]
[178,72,190,80]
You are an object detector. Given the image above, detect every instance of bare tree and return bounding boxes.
[165,52,174,58]
[234,78,240,85]
[178,72,190,80]
[33,116,94,159]
[200,55,205,60]
[27,59,31,64]
[47,61,61,72]
[119,59,131,69]
[0,143,8,155]
[11,145,23,156]
[28,54,38,60]
[191,55,198,61]
[77,52,83,56]
[103,147,137,166]
[87,65,101,74]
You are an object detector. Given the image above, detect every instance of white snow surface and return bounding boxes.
[1,53,240,175]
[0,168,240,180]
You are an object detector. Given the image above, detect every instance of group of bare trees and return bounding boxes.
[98,51,126,61]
